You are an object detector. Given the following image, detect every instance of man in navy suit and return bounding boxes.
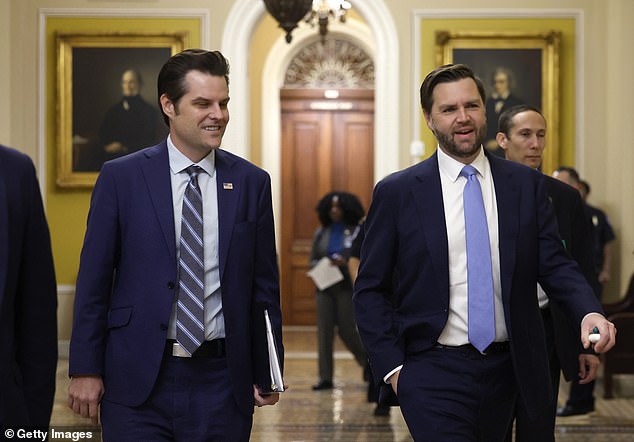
[496,105,600,441]
[68,50,283,441]
[353,64,616,441]
[0,145,57,432]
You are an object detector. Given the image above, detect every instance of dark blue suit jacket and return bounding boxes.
[0,145,57,428]
[353,151,602,418]
[543,175,598,381]
[69,142,282,415]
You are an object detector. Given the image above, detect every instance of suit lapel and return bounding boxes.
[215,149,238,280]
[488,154,519,301]
[140,142,176,259]
[411,154,450,297]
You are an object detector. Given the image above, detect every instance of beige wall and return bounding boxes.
[2,0,632,339]
[0,0,11,146]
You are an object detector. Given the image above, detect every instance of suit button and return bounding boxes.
[167,281,175,289]
[160,324,168,331]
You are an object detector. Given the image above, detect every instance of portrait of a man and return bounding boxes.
[452,48,542,157]
[71,47,170,172]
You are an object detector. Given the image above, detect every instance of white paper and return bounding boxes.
[307,256,344,290]
[264,309,285,393]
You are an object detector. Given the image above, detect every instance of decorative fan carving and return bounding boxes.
[284,39,374,89]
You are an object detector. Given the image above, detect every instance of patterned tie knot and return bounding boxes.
[185,165,203,187]
[460,164,478,180]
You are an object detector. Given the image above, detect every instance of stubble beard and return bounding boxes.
[434,124,487,160]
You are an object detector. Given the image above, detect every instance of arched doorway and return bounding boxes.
[279,38,375,325]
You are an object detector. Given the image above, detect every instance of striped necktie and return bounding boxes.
[461,165,495,353]
[176,165,205,356]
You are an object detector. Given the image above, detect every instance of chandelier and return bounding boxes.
[263,0,352,44]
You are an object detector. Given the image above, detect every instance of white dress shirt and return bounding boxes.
[436,146,507,345]
[166,135,225,341]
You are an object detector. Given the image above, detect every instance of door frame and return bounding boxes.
[256,18,398,248]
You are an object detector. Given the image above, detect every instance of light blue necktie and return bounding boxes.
[176,165,205,356]
[461,165,495,353]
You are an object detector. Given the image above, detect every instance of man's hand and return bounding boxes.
[68,375,104,425]
[598,269,611,284]
[577,354,600,384]
[388,371,400,395]
[253,384,285,407]
[581,313,617,353]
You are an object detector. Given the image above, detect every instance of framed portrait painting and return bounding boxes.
[435,31,561,174]
[56,32,186,187]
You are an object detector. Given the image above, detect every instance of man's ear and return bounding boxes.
[160,94,174,118]
[496,132,508,150]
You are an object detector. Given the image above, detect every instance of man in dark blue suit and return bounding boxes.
[0,145,57,432]
[68,50,283,441]
[353,64,616,441]
[497,105,600,441]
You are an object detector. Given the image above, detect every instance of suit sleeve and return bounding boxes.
[569,193,600,297]
[536,175,603,324]
[353,180,404,381]
[69,164,120,376]
[251,173,284,383]
[16,159,57,427]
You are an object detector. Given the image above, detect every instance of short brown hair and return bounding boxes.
[419,64,486,115]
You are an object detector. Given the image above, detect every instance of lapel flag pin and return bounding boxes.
[223,182,234,190]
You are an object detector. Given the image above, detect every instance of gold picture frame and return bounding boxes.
[436,31,561,174]
[56,32,186,187]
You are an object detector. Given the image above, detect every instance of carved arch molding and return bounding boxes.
[284,38,374,89]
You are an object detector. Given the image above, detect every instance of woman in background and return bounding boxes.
[310,191,367,391]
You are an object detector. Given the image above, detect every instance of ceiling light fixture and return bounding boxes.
[263,0,352,44]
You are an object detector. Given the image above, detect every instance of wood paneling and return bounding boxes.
[280,89,374,325]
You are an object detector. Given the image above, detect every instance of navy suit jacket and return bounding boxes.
[69,142,283,415]
[353,150,602,418]
[543,175,598,381]
[0,145,57,427]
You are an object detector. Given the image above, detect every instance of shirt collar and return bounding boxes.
[167,134,216,178]
[437,144,489,183]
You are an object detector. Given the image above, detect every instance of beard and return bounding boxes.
[432,123,487,160]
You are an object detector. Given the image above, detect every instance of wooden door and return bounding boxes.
[280,89,374,325]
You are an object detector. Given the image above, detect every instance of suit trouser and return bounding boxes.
[397,344,517,442]
[565,380,596,408]
[316,282,367,382]
[100,350,252,442]
[506,308,557,442]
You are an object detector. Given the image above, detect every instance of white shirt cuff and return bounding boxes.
[383,365,403,384]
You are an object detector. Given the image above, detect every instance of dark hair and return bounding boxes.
[498,104,545,136]
[555,166,581,184]
[157,49,230,125]
[419,64,486,115]
[579,179,591,195]
[315,191,364,227]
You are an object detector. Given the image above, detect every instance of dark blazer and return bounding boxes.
[69,141,283,415]
[0,145,57,427]
[544,175,597,380]
[353,151,602,418]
